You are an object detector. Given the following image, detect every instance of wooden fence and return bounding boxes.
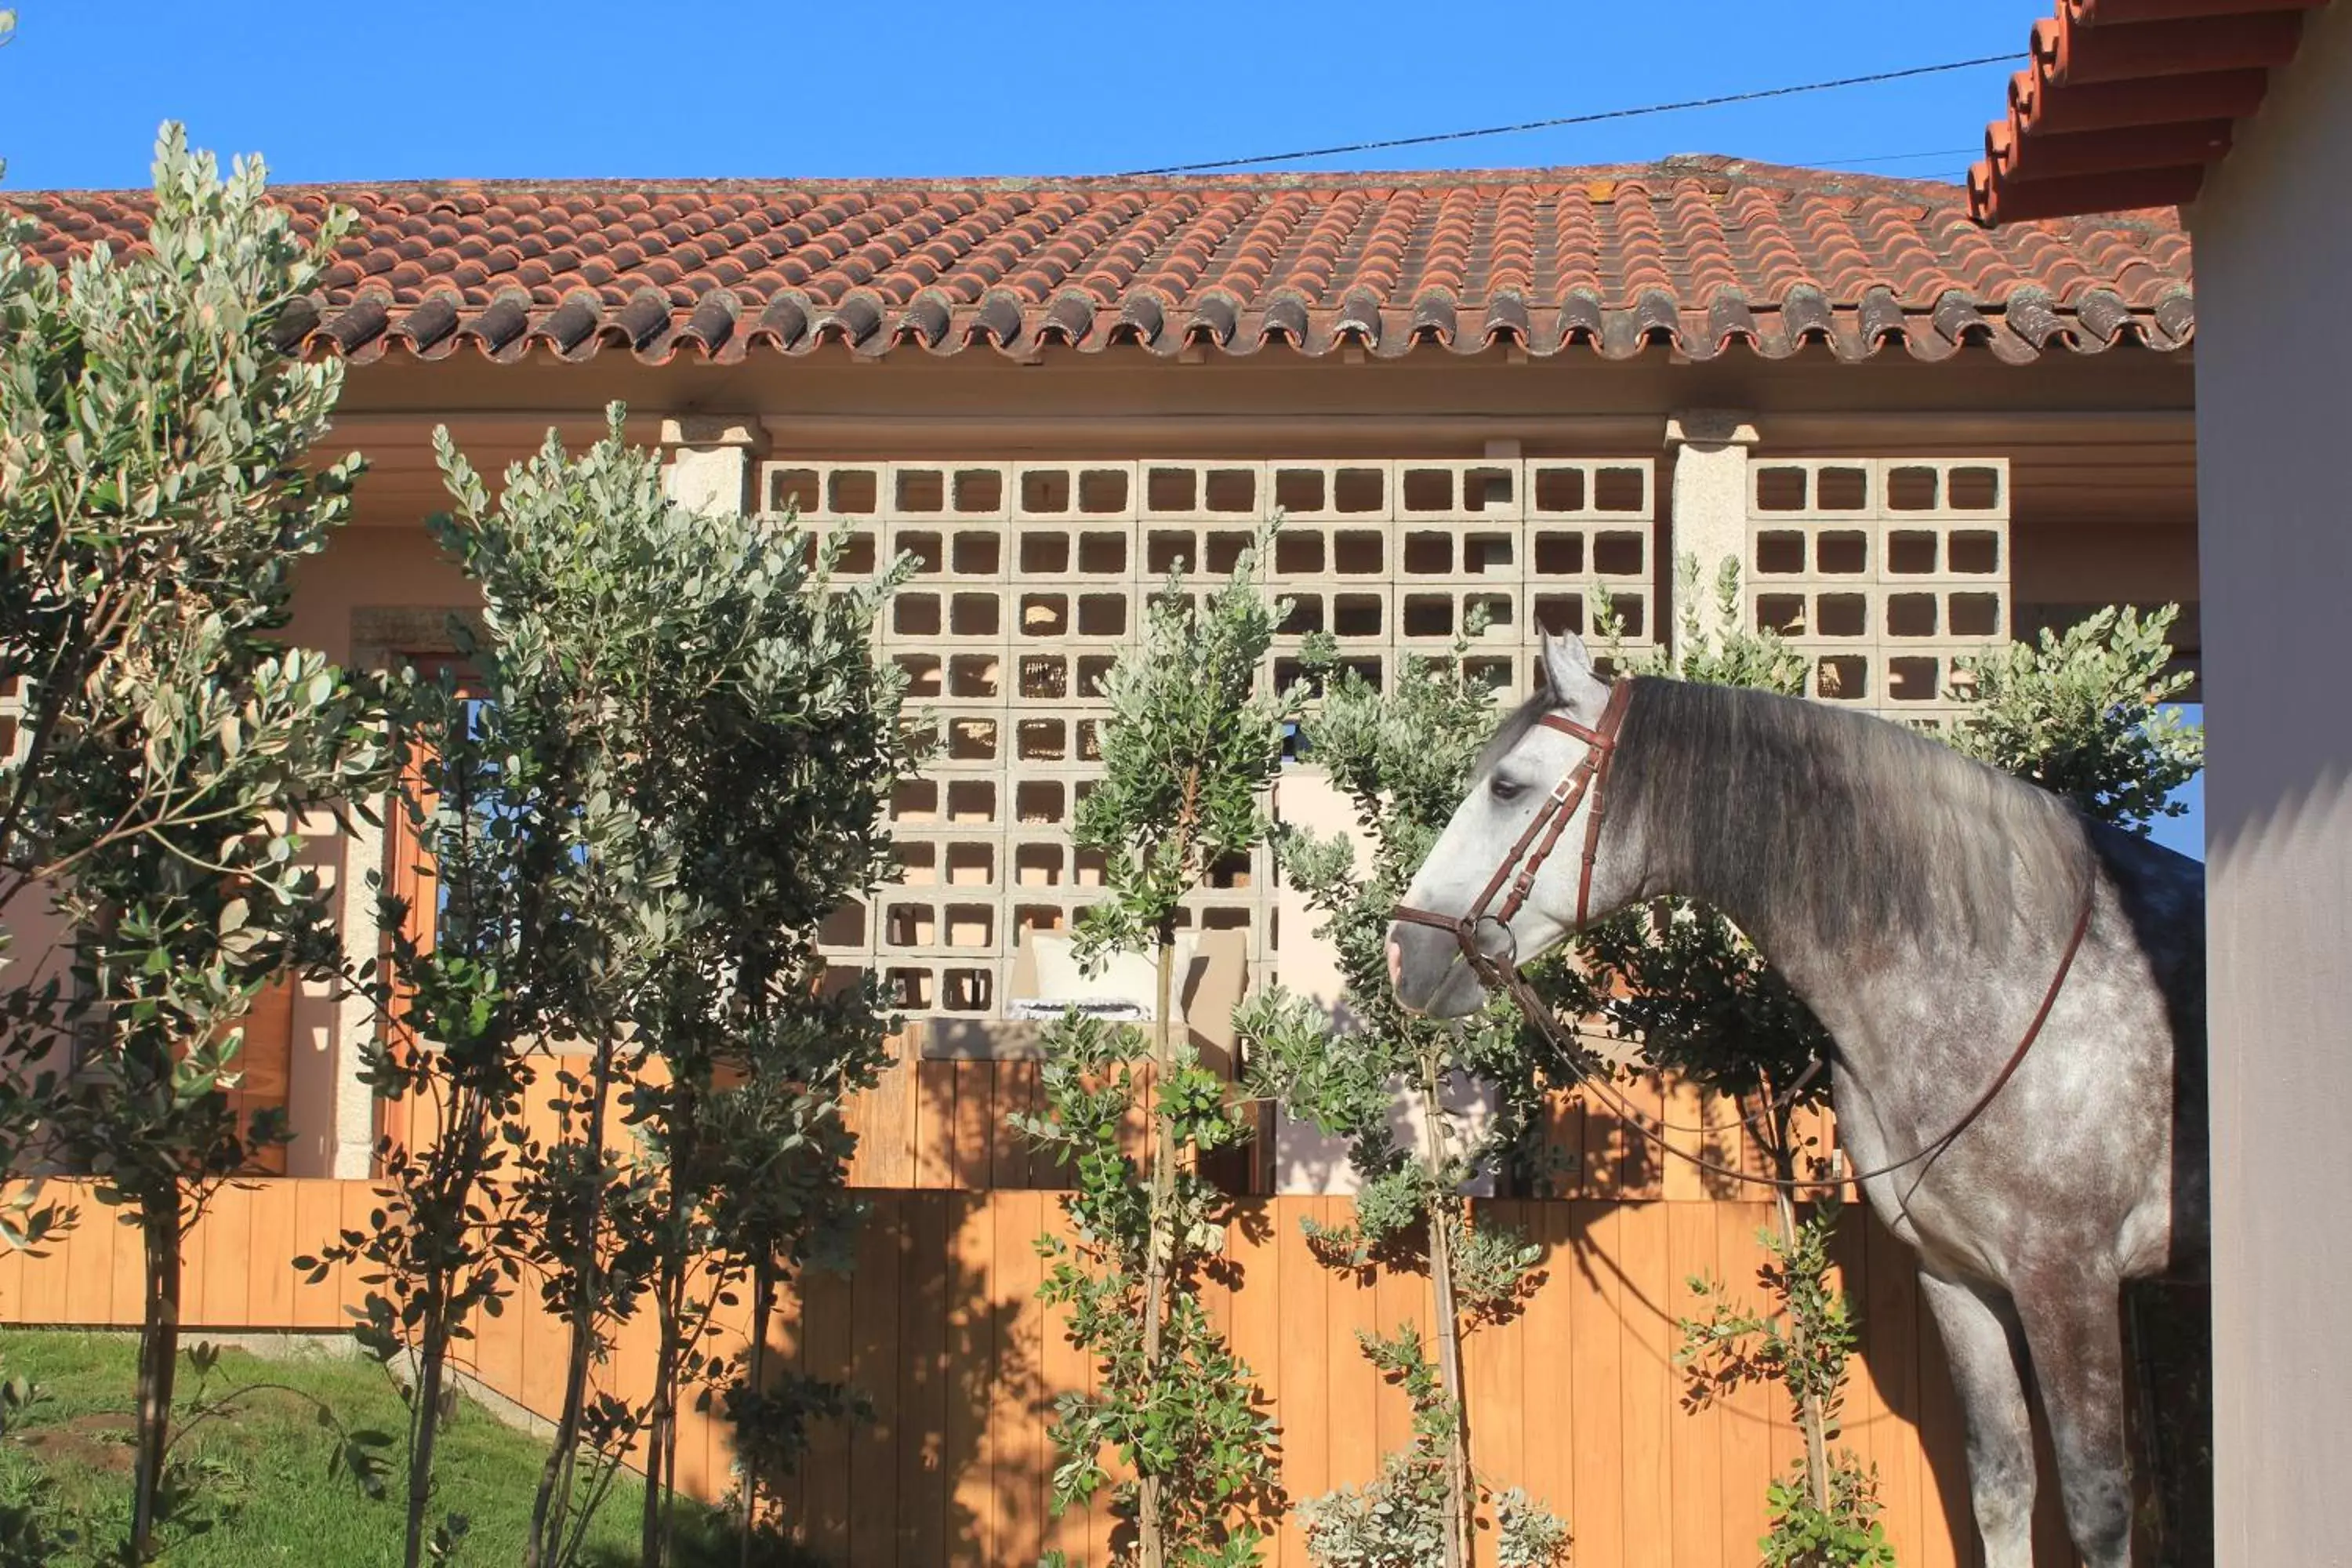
[0,1179,2099,1567]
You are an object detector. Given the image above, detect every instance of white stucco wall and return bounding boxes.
[2187,6,2352,1562]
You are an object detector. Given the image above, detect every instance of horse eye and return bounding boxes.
[1488,775,1526,803]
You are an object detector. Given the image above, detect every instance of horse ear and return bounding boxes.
[1541,631,1595,697]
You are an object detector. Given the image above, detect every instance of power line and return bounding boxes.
[1113,56,2020,178]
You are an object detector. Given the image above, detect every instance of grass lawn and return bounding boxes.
[0,1328,786,1566]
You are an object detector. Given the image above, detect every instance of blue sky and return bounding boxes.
[3,1,2048,189]
[0,0,2205,855]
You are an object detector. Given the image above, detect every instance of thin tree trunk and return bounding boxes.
[640,1272,681,1568]
[1134,919,1179,1568]
[1760,1096,1832,1516]
[404,1305,452,1568]
[527,1038,618,1568]
[738,1258,773,1568]
[1419,1053,1472,1568]
[130,1195,183,1559]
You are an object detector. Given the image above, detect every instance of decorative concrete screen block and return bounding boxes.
[1747,458,2009,725]
[764,456,1657,1020]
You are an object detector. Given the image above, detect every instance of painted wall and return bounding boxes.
[2186,6,2352,1563]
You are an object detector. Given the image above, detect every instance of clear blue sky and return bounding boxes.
[0,0,2205,857]
[2,1,2049,190]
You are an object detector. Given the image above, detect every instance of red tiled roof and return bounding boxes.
[7,158,2193,365]
[1968,0,2328,225]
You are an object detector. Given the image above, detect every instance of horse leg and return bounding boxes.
[2013,1268,2136,1568]
[1919,1269,2038,1568]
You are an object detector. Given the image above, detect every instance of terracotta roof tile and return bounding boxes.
[5,157,2193,365]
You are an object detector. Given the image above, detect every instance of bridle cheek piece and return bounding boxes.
[1392,679,1635,985]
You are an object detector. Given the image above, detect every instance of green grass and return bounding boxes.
[0,1328,792,1567]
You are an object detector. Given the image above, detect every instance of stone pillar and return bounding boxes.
[1662,411,1760,654]
[659,416,767,514]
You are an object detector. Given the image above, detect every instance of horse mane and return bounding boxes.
[1602,677,2090,956]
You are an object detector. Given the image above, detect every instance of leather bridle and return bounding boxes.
[1391,678,1635,985]
[1387,675,2099,1194]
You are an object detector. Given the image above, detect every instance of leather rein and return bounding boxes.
[1390,677,2099,1194]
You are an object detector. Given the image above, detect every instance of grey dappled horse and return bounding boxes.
[1388,633,2207,1568]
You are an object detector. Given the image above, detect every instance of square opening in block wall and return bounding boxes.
[1163,519,1217,579]
[1334,594,1384,637]
[1074,847,1109,886]
[1534,532,1586,575]
[1817,532,1869,575]
[1077,595,1127,636]
[896,469,945,511]
[949,719,997,760]
[1018,532,1070,574]
[1015,780,1065,824]
[886,969,931,1010]
[885,903,935,947]
[1145,467,1196,512]
[942,968,993,1013]
[828,470,879,514]
[1077,720,1103,761]
[1889,532,1939,574]
[898,842,939,884]
[947,905,993,949]
[948,655,999,699]
[1014,843,1063,887]
[1019,655,1066,699]
[1534,593,1584,634]
[1816,467,1869,510]
[1403,532,1453,574]
[1464,656,1512,693]
[1078,469,1128,514]
[1273,659,1320,698]
[1207,851,1253,889]
[1330,467,1381,513]
[1816,594,1868,637]
[1594,532,1644,575]
[1467,593,1512,633]
[1470,466,1513,510]
[900,532,944,574]
[892,779,938,822]
[1612,596,1646,638]
[953,468,1004,512]
[1948,593,2001,637]
[818,900,866,947]
[896,655,942,698]
[1014,905,1066,937]
[946,781,996,823]
[770,469,819,513]
[1402,469,1454,513]
[1403,594,1452,637]
[1889,656,1942,702]
[1274,469,1325,514]
[1206,531,1250,574]
[1206,469,1258,512]
[949,594,1000,636]
[946,842,996,886]
[1886,594,1938,637]
[1334,532,1383,573]
[1465,533,1514,573]
[1077,655,1116,697]
[1755,467,1807,511]
[1021,593,1069,637]
[1022,469,1072,513]
[1756,593,1805,633]
[1202,907,1252,934]
[1078,532,1127,574]
[1948,466,2001,510]
[1817,655,1868,700]
[1274,530,1325,574]
[823,532,878,575]
[1534,467,1586,514]
[896,594,942,637]
[1887,467,1940,510]
[1281,595,1327,635]
[1949,532,2001,573]
[1595,467,1646,512]
[1018,720,1066,760]
[953,532,1002,574]
[1754,532,1806,574]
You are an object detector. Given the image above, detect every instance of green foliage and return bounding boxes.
[1021,536,1297,1566]
[1949,603,2203,833]
[1679,1197,1894,1568]
[1236,627,1565,1565]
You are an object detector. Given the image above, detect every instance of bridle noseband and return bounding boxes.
[1392,678,1635,982]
